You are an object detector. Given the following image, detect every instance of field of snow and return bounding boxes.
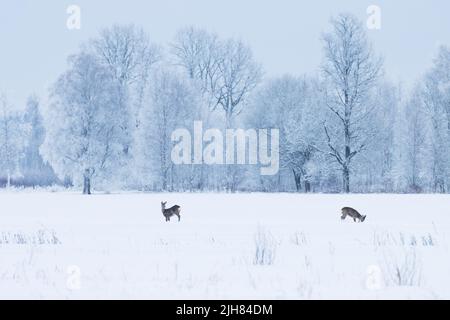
[0,192,449,299]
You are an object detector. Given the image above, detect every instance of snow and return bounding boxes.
[1,192,449,299]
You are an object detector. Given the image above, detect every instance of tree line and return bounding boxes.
[1,13,449,194]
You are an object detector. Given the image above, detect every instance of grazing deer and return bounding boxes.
[161,201,181,222]
[341,207,366,222]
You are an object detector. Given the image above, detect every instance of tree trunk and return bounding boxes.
[225,110,234,192]
[293,169,301,192]
[83,169,91,195]
[198,164,205,191]
[304,180,311,193]
[343,116,351,193]
[343,87,352,194]
[343,165,350,193]
[6,171,11,189]
[162,174,167,191]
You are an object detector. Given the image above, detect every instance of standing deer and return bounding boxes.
[161,201,181,222]
[341,207,366,222]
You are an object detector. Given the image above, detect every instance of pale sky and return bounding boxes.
[1,0,449,107]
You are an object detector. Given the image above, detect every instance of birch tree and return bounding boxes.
[321,13,382,193]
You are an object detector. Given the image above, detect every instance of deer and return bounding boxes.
[161,201,181,222]
[341,207,366,222]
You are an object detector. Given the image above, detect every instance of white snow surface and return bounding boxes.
[0,192,449,299]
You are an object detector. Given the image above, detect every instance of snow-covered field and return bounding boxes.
[0,192,449,299]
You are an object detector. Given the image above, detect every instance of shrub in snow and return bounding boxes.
[421,234,435,246]
[373,230,436,247]
[253,226,277,265]
[381,247,422,286]
[0,229,61,245]
[291,231,308,246]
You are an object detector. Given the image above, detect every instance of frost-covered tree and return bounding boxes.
[401,89,428,192]
[0,94,30,188]
[171,27,221,190]
[321,13,382,193]
[91,24,160,128]
[172,27,261,126]
[41,53,125,194]
[90,25,161,188]
[421,46,450,192]
[214,39,262,128]
[427,46,450,131]
[215,39,262,190]
[354,83,400,192]
[137,69,199,191]
[171,27,219,92]
[172,28,262,191]
[20,95,58,186]
[249,75,324,192]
